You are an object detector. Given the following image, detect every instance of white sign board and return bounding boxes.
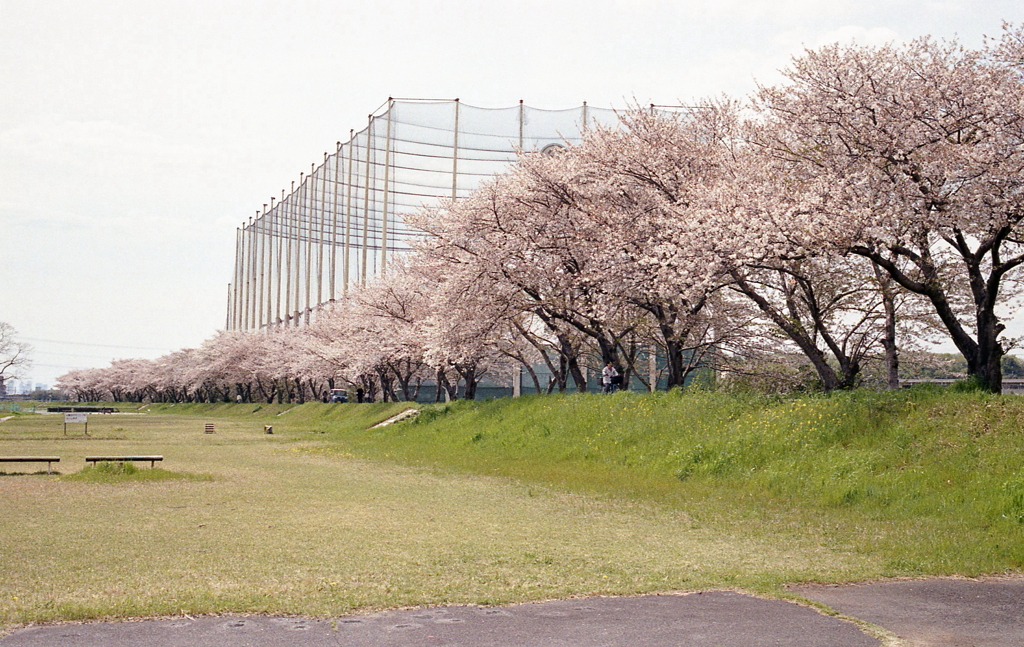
[64,413,87,423]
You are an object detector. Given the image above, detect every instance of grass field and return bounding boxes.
[1,389,1022,629]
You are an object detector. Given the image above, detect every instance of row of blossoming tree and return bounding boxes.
[58,27,1024,402]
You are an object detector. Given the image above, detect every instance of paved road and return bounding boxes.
[792,577,1024,647]
[3,578,1023,646]
[0,592,877,647]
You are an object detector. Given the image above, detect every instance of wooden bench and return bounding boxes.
[85,456,163,468]
[0,456,61,474]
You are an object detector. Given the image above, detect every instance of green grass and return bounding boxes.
[0,389,1022,630]
[326,388,1024,576]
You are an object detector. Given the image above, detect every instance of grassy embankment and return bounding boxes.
[1,388,1022,628]
[329,388,1024,574]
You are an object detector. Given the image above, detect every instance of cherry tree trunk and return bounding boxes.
[974,314,1004,393]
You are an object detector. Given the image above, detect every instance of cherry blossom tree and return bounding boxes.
[56,26,1024,399]
[569,105,754,388]
[420,157,650,376]
[55,368,109,402]
[410,111,737,391]
[103,358,158,402]
[149,349,199,402]
[344,266,435,401]
[754,27,1024,392]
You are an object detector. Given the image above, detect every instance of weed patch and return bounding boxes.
[63,462,212,483]
[1002,473,1024,523]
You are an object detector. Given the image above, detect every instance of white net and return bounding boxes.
[228,99,619,331]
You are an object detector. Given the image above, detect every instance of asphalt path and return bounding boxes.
[3,578,1023,646]
[792,576,1024,647]
[1,592,877,647]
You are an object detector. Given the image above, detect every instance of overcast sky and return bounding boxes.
[2,0,1022,386]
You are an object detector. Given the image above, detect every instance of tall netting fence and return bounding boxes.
[227,99,620,331]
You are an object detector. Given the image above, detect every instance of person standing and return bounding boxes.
[602,362,619,394]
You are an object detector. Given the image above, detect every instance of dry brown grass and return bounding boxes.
[0,409,877,628]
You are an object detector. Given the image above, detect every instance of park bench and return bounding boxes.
[0,456,61,474]
[85,456,163,468]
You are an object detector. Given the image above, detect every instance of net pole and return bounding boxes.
[317,156,327,316]
[257,204,266,329]
[378,99,389,274]
[250,214,258,330]
[276,190,284,325]
[231,227,242,330]
[330,142,340,302]
[260,205,267,329]
[241,218,248,330]
[268,197,277,327]
[452,98,460,201]
[361,118,372,286]
[519,99,524,150]
[226,282,233,330]
[244,222,250,329]
[239,222,246,331]
[381,100,392,274]
[295,174,303,325]
[304,169,313,325]
[238,223,244,331]
[292,183,299,325]
[284,183,293,326]
[583,101,588,132]
[243,217,252,331]
[294,176,301,325]
[253,209,260,329]
[344,131,354,294]
[296,177,303,326]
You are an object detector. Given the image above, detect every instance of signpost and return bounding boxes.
[64,412,88,435]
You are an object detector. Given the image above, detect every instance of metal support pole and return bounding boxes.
[362,118,372,285]
[381,100,392,274]
[242,217,252,331]
[330,142,340,302]
[237,224,245,331]
[249,214,258,330]
[237,225,244,331]
[293,175,301,325]
[232,227,242,330]
[284,183,293,325]
[240,223,247,330]
[317,153,327,311]
[267,196,276,327]
[519,99,524,150]
[303,170,312,324]
[344,130,354,294]
[257,205,266,329]
[276,190,284,325]
[452,98,460,201]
